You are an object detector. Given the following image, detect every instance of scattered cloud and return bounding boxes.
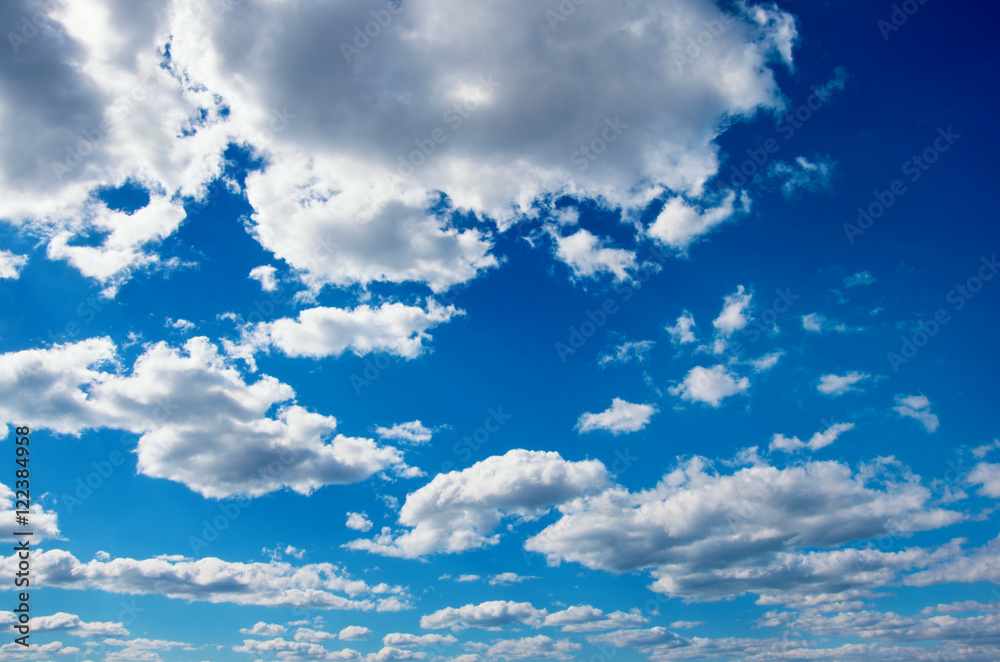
[817,371,870,395]
[670,365,750,407]
[576,398,656,435]
[894,394,940,433]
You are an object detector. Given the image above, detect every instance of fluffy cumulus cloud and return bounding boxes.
[968,463,1000,498]
[525,455,963,603]
[670,365,750,406]
[244,301,461,360]
[0,481,61,543]
[576,398,656,435]
[0,549,404,611]
[543,606,648,633]
[383,633,457,647]
[240,622,286,636]
[0,250,27,279]
[818,371,870,395]
[0,337,415,498]
[486,635,581,660]
[420,601,547,631]
[0,0,798,293]
[712,285,753,337]
[770,422,855,453]
[346,512,374,532]
[666,312,698,344]
[894,394,940,433]
[375,421,436,445]
[347,450,609,558]
[550,227,637,282]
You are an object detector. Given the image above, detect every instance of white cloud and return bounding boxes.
[844,271,876,288]
[588,627,686,649]
[770,422,855,453]
[817,371,870,396]
[713,285,753,336]
[525,455,962,603]
[22,612,129,638]
[0,337,415,498]
[382,634,457,648]
[245,301,461,360]
[666,312,697,345]
[647,192,750,251]
[375,421,436,445]
[598,340,655,367]
[669,365,749,407]
[234,636,352,660]
[0,250,27,279]
[347,450,609,558]
[967,463,1000,498]
[0,0,797,297]
[249,265,279,292]
[338,625,371,641]
[768,155,834,197]
[748,351,783,372]
[488,572,536,586]
[576,398,656,435]
[0,481,62,543]
[240,622,287,637]
[420,601,546,631]
[894,394,940,433]
[486,635,580,660]
[550,227,637,282]
[165,317,195,332]
[456,574,480,583]
[294,627,338,643]
[543,606,648,633]
[802,313,853,334]
[346,512,374,532]
[0,549,403,611]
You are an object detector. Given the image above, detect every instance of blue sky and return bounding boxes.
[1,0,999,660]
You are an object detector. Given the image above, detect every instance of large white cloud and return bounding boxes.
[525,455,963,603]
[0,549,404,611]
[0,337,415,498]
[420,601,546,631]
[347,449,609,558]
[1,0,799,294]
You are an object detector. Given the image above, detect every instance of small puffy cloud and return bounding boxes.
[713,285,753,337]
[420,601,546,631]
[0,482,61,543]
[346,450,609,558]
[240,622,287,637]
[488,573,536,586]
[338,625,371,641]
[967,463,1000,498]
[598,340,654,367]
[293,627,337,642]
[165,317,195,333]
[382,633,458,648]
[647,192,749,252]
[576,398,656,435]
[456,574,480,583]
[844,271,876,288]
[346,512,374,532]
[0,250,28,279]
[802,313,852,333]
[669,365,749,407]
[894,394,940,433]
[666,312,697,345]
[375,421,436,445]
[550,228,637,282]
[587,626,686,648]
[245,300,461,360]
[668,621,704,629]
[817,371,870,396]
[749,351,783,372]
[768,155,834,197]
[770,422,855,453]
[249,265,279,292]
